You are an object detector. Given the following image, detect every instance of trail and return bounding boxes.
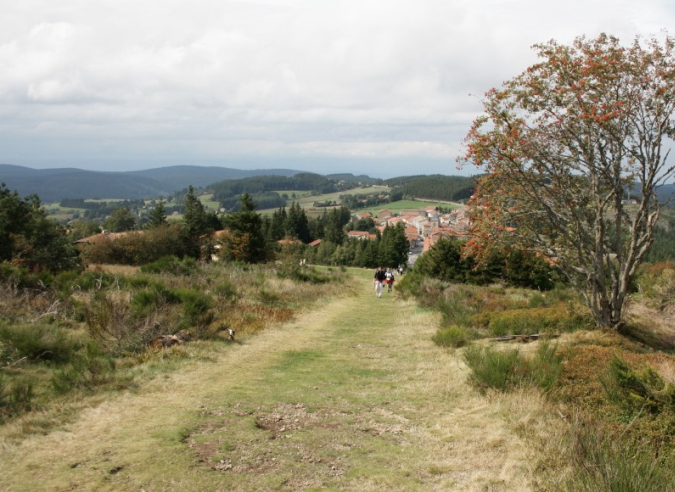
[0,270,536,491]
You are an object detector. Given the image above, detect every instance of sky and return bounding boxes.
[1,1,673,178]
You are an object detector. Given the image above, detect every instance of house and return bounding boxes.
[347,231,378,240]
[423,227,467,252]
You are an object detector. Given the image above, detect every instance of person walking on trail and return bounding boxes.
[385,268,395,293]
[374,267,386,298]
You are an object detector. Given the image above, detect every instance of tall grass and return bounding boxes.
[0,323,82,363]
[463,341,562,392]
[562,423,675,492]
[0,261,349,424]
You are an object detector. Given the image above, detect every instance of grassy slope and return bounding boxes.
[0,269,537,491]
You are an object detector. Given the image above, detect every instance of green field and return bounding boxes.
[198,193,221,212]
[356,200,461,217]
[257,186,389,217]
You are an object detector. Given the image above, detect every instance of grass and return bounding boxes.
[357,199,460,216]
[257,186,390,215]
[0,267,537,491]
[197,193,221,211]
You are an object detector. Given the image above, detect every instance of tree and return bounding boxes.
[147,199,167,228]
[182,186,210,257]
[461,34,675,329]
[105,207,136,232]
[182,186,208,237]
[221,193,267,263]
[285,202,311,243]
[0,184,79,272]
[378,223,409,268]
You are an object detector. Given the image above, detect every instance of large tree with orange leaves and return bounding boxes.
[461,34,675,329]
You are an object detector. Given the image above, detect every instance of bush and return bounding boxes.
[464,345,522,392]
[140,256,198,275]
[214,279,238,301]
[51,342,116,394]
[432,325,472,348]
[176,289,214,331]
[601,356,675,416]
[563,423,675,492]
[0,323,82,363]
[475,303,591,336]
[529,341,563,391]
[130,284,180,317]
[435,294,475,327]
[0,375,36,422]
[463,342,562,392]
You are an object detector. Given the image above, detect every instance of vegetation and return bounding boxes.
[0,259,346,425]
[383,174,476,202]
[462,33,675,330]
[0,183,80,272]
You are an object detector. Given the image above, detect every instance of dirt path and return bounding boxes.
[0,270,536,491]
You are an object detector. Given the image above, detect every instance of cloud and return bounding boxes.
[1,0,674,176]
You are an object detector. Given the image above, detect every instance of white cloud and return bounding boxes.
[1,0,674,176]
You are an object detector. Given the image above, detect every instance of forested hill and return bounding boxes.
[0,165,171,202]
[385,174,478,202]
[211,173,341,200]
[0,164,304,201]
[128,165,299,190]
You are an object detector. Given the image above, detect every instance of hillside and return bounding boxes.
[385,174,477,202]
[0,164,304,201]
[129,165,300,190]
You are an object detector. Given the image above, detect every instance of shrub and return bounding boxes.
[213,279,238,301]
[432,325,472,348]
[563,423,675,492]
[601,356,675,416]
[51,342,116,394]
[0,323,82,363]
[140,256,198,275]
[635,262,675,310]
[0,375,36,422]
[477,303,591,337]
[176,289,214,331]
[463,342,562,392]
[529,341,563,391]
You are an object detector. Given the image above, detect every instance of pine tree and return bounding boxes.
[147,199,167,228]
[222,193,267,263]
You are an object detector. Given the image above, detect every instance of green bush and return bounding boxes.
[0,323,82,363]
[0,375,36,422]
[464,345,523,392]
[563,424,675,492]
[51,342,116,394]
[432,325,472,348]
[140,256,198,275]
[214,279,238,300]
[176,289,214,331]
[529,341,563,391]
[478,304,591,336]
[130,283,181,317]
[601,356,675,416]
[463,342,562,392]
[435,295,475,327]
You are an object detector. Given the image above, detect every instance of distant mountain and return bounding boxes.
[128,165,300,190]
[325,173,383,185]
[0,164,304,202]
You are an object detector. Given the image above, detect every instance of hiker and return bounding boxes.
[385,268,395,293]
[374,267,386,298]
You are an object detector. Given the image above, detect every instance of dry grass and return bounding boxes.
[0,268,541,491]
[86,264,140,276]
